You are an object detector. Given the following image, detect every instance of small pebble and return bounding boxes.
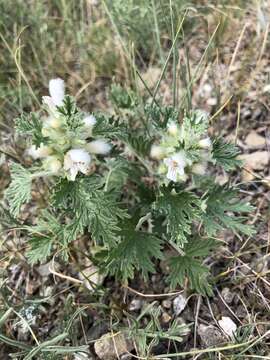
[218,316,237,338]
[198,324,225,347]
[161,312,172,324]
[221,287,235,304]
[173,294,187,316]
[162,300,171,309]
[94,333,133,360]
[128,299,142,311]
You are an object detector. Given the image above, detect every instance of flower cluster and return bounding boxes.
[28,79,111,181]
[150,110,212,182]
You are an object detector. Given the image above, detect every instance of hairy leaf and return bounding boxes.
[56,95,83,131]
[145,103,179,130]
[153,187,202,247]
[104,157,142,191]
[25,211,64,264]
[182,110,209,149]
[92,114,126,138]
[110,83,138,109]
[121,132,153,157]
[107,221,164,281]
[167,237,216,295]
[211,138,242,171]
[53,177,129,246]
[15,112,46,146]
[5,163,32,217]
[202,185,254,237]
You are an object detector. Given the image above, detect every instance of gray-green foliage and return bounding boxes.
[5,86,254,298]
[5,163,32,217]
[154,187,202,247]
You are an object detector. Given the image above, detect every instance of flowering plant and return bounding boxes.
[5,80,254,295]
[26,78,110,181]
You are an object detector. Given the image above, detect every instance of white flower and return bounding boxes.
[86,140,111,155]
[218,316,237,338]
[150,145,165,160]
[43,115,62,130]
[64,149,91,181]
[198,137,211,149]
[49,78,65,106]
[164,152,187,182]
[27,145,52,159]
[167,122,179,137]
[83,114,96,128]
[81,114,97,139]
[42,78,65,111]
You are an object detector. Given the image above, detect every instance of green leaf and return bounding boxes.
[110,83,138,109]
[145,103,179,130]
[27,235,53,264]
[15,112,46,147]
[56,95,84,132]
[5,163,32,217]
[92,114,125,138]
[211,137,242,171]
[25,211,63,264]
[167,237,216,296]
[121,132,153,157]
[107,221,164,281]
[53,177,129,246]
[202,184,255,237]
[104,157,142,192]
[182,110,209,149]
[153,187,202,247]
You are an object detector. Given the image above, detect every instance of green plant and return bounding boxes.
[5,79,254,299]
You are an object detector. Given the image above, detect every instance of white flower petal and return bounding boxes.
[198,137,211,149]
[164,152,187,182]
[86,140,111,155]
[83,114,96,128]
[66,149,91,164]
[27,145,51,159]
[167,122,179,137]
[49,78,65,106]
[77,162,89,175]
[64,149,91,181]
[70,166,78,181]
[42,96,56,111]
[218,316,237,338]
[166,167,178,182]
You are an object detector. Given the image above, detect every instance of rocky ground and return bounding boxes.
[1,1,270,359]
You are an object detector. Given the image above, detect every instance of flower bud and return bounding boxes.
[49,118,62,129]
[198,137,211,149]
[167,122,179,137]
[192,163,206,175]
[41,127,50,137]
[83,114,96,128]
[86,140,111,155]
[27,145,52,159]
[49,78,65,106]
[45,156,62,173]
[79,114,97,139]
[150,145,165,160]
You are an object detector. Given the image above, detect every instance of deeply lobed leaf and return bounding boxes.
[5,163,32,217]
[153,187,202,247]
